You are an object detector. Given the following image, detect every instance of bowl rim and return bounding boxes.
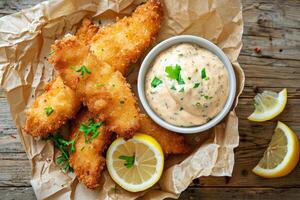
[137,35,236,134]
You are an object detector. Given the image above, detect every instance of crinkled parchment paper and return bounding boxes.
[0,0,244,199]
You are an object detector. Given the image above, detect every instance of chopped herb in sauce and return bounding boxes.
[170,85,176,90]
[165,64,185,85]
[193,82,200,88]
[188,77,192,80]
[195,102,202,108]
[119,155,135,168]
[74,65,91,77]
[179,87,184,92]
[151,76,163,88]
[79,119,104,143]
[201,68,209,80]
[179,107,184,111]
[120,100,125,104]
[201,94,213,100]
[45,106,54,116]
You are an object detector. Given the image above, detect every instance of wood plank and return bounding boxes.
[1,186,299,200]
[0,187,35,200]
[243,0,300,30]
[0,159,31,187]
[178,187,300,200]
[0,0,43,17]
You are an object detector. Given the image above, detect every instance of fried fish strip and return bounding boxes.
[69,110,112,189]
[76,18,99,45]
[50,36,139,138]
[24,77,80,137]
[25,1,162,137]
[90,0,163,75]
[139,114,190,154]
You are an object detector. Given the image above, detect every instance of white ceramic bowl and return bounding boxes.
[138,35,236,134]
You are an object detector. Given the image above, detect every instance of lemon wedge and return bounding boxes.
[106,133,164,192]
[252,121,299,178]
[248,88,287,122]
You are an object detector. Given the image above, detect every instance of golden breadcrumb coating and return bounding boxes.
[90,0,163,75]
[50,36,139,138]
[69,110,112,189]
[76,18,99,45]
[24,77,81,137]
[139,114,190,154]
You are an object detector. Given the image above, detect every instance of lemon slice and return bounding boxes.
[106,133,164,192]
[248,88,287,122]
[252,121,299,178]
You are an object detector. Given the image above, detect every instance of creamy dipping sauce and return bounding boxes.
[145,43,229,127]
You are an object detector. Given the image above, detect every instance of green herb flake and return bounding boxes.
[151,76,163,88]
[188,77,192,80]
[79,119,104,143]
[193,82,200,88]
[96,83,105,87]
[119,155,135,168]
[201,68,209,80]
[49,50,54,56]
[179,107,184,111]
[120,100,125,104]
[170,85,176,90]
[201,94,213,100]
[179,87,184,93]
[45,107,54,116]
[165,64,185,85]
[74,65,91,78]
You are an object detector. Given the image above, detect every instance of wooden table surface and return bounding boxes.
[0,0,299,199]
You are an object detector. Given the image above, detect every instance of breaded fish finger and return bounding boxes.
[24,77,81,137]
[139,114,190,155]
[69,110,112,189]
[50,36,139,138]
[90,0,163,75]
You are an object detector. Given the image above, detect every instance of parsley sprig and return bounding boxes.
[73,65,91,77]
[79,119,104,143]
[165,64,185,85]
[151,76,163,88]
[45,106,54,116]
[45,134,78,172]
[119,155,135,168]
[201,68,209,80]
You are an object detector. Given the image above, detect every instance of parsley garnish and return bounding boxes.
[201,94,213,100]
[79,119,104,143]
[49,50,54,56]
[45,106,54,116]
[96,83,105,87]
[201,68,209,80]
[119,155,135,168]
[193,83,200,88]
[170,85,176,90]
[74,65,91,77]
[179,87,184,92]
[151,77,163,88]
[45,134,78,172]
[188,77,192,80]
[165,64,185,85]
